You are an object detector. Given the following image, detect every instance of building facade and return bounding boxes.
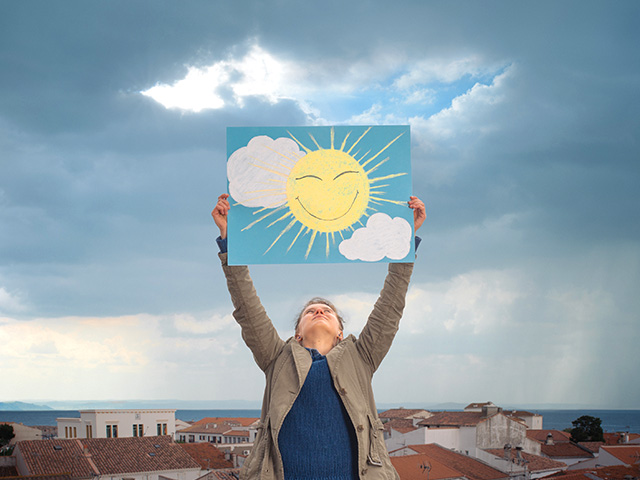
[56,409,176,439]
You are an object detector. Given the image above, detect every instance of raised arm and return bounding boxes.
[355,196,425,373]
[212,194,285,372]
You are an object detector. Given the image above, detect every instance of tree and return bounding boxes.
[569,415,604,442]
[0,424,14,447]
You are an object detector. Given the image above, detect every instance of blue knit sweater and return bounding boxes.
[278,348,359,480]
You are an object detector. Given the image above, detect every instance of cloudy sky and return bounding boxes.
[1,1,639,409]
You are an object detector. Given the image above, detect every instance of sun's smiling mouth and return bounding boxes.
[296,190,360,221]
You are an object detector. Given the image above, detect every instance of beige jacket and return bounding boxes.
[220,253,414,480]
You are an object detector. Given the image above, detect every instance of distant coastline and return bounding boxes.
[1,407,639,434]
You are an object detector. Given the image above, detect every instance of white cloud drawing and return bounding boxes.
[339,213,412,262]
[227,135,304,208]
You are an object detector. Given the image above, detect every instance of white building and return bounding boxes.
[57,409,176,439]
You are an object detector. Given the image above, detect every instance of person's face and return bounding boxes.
[296,303,343,341]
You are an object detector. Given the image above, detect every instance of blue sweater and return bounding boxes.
[278,348,359,480]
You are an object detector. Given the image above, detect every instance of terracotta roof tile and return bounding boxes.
[484,448,567,473]
[385,419,419,434]
[198,470,241,480]
[379,409,431,420]
[600,445,640,465]
[1,475,72,480]
[541,443,593,458]
[390,454,462,480]
[526,429,572,443]
[192,418,258,428]
[549,464,640,480]
[418,411,489,427]
[407,444,507,480]
[577,441,604,453]
[16,436,200,477]
[179,443,234,470]
[223,431,249,437]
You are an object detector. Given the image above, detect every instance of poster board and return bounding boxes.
[227,125,413,265]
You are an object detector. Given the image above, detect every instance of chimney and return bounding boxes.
[482,404,502,417]
[503,444,512,461]
[546,433,554,445]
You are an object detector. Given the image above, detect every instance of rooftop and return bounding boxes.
[407,444,507,480]
[179,443,234,470]
[16,436,200,477]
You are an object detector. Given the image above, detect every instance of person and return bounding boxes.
[212,194,426,480]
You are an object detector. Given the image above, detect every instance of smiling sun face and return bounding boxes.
[287,149,370,233]
[238,127,407,259]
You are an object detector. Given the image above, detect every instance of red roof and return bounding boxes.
[179,443,233,470]
[16,436,200,477]
[526,429,572,443]
[484,448,567,473]
[390,454,462,480]
[418,411,490,427]
[385,418,419,434]
[193,417,258,427]
[600,445,640,465]
[541,443,593,459]
[549,464,640,480]
[379,408,431,420]
[407,444,507,480]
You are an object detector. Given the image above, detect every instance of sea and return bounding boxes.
[1,409,640,434]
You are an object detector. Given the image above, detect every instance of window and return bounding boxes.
[106,425,112,438]
[107,424,118,438]
[73,427,77,438]
[113,425,118,438]
[157,423,167,436]
[133,424,143,437]
[86,425,93,438]
[138,424,143,437]
[65,426,69,438]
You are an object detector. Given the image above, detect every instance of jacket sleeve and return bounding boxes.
[355,261,414,374]
[219,252,285,372]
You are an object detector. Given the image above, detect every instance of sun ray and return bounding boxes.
[249,162,291,178]
[267,211,294,228]
[360,132,404,168]
[330,127,335,149]
[364,157,390,176]
[288,224,307,252]
[305,230,318,259]
[346,127,372,155]
[242,205,288,231]
[339,131,351,151]
[264,218,298,254]
[325,233,330,257]
[287,131,313,154]
[308,133,322,150]
[369,172,407,183]
[356,149,371,162]
[261,145,304,166]
[249,154,293,173]
[241,191,287,204]
[370,184,388,190]
[369,196,407,206]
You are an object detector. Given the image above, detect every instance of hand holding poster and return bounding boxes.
[226,125,413,264]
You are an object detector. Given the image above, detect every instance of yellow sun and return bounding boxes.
[287,149,369,233]
[242,127,407,259]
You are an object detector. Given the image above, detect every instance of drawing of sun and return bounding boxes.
[227,125,413,265]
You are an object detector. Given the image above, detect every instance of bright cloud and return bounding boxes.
[339,213,413,261]
[402,269,523,335]
[141,45,295,112]
[227,135,303,208]
[0,312,244,401]
[413,65,515,139]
